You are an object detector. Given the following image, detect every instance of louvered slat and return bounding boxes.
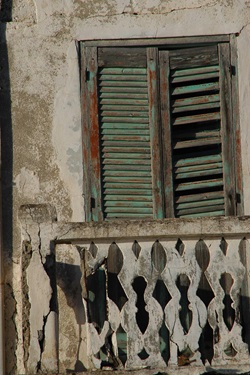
[98,67,153,219]
[105,194,152,201]
[172,93,220,107]
[102,117,148,123]
[176,190,224,204]
[175,167,223,180]
[170,53,225,217]
[104,164,151,171]
[172,101,220,113]
[100,87,148,94]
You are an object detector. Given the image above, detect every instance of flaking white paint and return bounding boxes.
[15,168,40,200]
[56,244,89,372]
[41,311,58,372]
[5,0,250,373]
[52,41,84,222]
[26,251,52,372]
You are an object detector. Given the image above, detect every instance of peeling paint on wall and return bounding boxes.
[18,205,59,373]
[15,168,40,199]
[21,241,32,370]
[16,216,250,373]
[12,0,37,24]
[5,282,18,374]
[52,41,85,222]
[56,244,90,372]
[4,0,250,373]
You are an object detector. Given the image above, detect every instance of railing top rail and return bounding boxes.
[55,216,250,242]
[18,207,250,242]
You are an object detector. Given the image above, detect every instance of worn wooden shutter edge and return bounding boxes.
[87,46,103,221]
[81,44,92,221]
[219,43,236,216]
[147,48,165,219]
[159,50,175,218]
[82,35,230,47]
[230,34,244,215]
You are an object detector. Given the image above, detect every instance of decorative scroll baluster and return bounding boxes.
[195,240,214,364]
[80,237,249,369]
[85,244,109,368]
[205,238,248,364]
[161,240,206,366]
[119,241,165,368]
[140,241,166,368]
[152,241,171,364]
[107,243,127,366]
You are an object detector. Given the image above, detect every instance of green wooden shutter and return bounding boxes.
[161,45,235,217]
[82,42,236,221]
[98,48,158,219]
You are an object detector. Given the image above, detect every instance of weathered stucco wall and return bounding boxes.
[18,215,250,374]
[2,0,250,373]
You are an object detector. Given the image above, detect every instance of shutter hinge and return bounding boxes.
[229,65,236,76]
[85,69,90,82]
[236,193,241,204]
[91,197,96,209]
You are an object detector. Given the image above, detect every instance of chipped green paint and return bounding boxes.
[82,41,236,220]
[147,48,165,219]
[98,63,154,219]
[170,48,227,217]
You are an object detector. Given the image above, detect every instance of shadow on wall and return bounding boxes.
[0,1,13,252]
[0,0,14,374]
[56,261,250,370]
[56,262,87,372]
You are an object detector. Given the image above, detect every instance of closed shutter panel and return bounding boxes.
[98,48,154,219]
[162,45,234,217]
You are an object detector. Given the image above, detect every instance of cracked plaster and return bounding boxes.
[5,282,18,374]
[16,206,58,373]
[15,168,40,200]
[17,215,250,373]
[40,311,58,372]
[5,0,250,373]
[56,244,88,372]
[7,0,250,240]
[25,245,54,372]
[21,242,32,371]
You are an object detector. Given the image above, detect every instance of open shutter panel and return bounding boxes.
[83,42,235,221]
[98,48,155,219]
[167,45,229,217]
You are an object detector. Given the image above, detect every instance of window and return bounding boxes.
[81,36,242,221]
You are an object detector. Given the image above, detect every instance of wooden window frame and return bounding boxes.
[80,34,243,221]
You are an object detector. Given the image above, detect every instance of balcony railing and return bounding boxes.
[18,208,250,373]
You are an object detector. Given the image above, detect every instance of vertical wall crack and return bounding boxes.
[36,310,52,372]
[6,282,18,374]
[22,241,32,371]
